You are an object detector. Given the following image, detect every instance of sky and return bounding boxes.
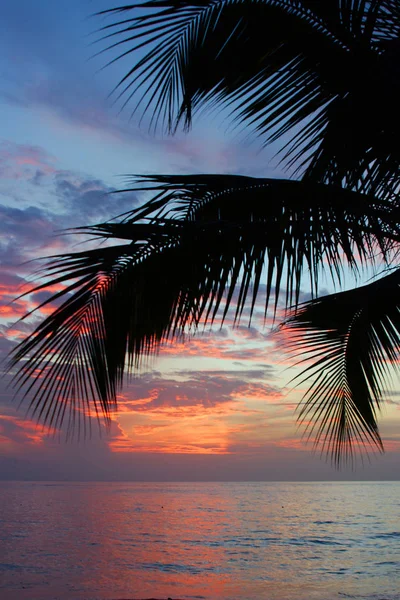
[0,0,399,481]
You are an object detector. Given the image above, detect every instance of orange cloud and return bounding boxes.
[0,414,49,452]
[0,299,31,318]
[108,412,233,454]
[105,368,293,455]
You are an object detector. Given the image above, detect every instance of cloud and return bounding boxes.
[0,139,140,286]
[102,369,285,454]
[157,328,278,363]
[174,367,276,380]
[0,203,57,249]
[0,414,46,448]
[0,203,62,323]
[0,204,65,321]
[0,140,140,224]
[116,372,247,413]
[54,171,139,221]
[0,140,57,181]
[0,147,141,340]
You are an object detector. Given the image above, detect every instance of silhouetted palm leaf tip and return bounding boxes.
[5,0,400,461]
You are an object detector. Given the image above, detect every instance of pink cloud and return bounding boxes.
[0,140,56,180]
[0,414,48,451]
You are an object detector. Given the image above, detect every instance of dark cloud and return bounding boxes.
[118,371,282,413]
[0,203,61,273]
[54,172,138,222]
[0,140,140,227]
[31,169,47,186]
[0,204,56,244]
[174,367,276,380]
[30,290,55,305]
[123,374,237,411]
[0,272,26,289]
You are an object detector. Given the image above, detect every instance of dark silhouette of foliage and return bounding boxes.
[7,0,400,463]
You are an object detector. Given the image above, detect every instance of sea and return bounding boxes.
[0,481,399,600]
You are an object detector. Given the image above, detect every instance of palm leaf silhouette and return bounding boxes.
[7,177,399,444]
[284,268,400,463]
[6,1,400,460]
[96,1,400,190]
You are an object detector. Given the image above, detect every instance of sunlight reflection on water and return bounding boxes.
[0,481,399,600]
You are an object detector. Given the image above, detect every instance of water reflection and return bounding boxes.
[0,482,399,599]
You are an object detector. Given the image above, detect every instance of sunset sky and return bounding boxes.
[1,0,399,481]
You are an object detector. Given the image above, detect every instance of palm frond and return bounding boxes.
[93,174,400,321]
[6,175,399,432]
[7,230,191,435]
[96,0,344,142]
[95,1,400,191]
[282,268,400,464]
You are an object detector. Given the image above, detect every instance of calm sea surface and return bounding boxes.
[0,481,399,600]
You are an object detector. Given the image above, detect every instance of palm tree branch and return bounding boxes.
[282,268,400,463]
[6,176,400,434]
[94,1,400,189]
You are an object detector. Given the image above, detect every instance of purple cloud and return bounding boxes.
[54,172,139,221]
[117,370,282,414]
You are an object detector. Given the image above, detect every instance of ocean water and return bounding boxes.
[0,482,399,600]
